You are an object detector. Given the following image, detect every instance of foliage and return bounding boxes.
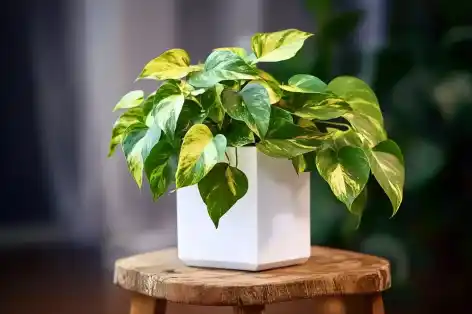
[108,29,405,228]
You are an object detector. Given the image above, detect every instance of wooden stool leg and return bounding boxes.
[369,293,385,314]
[314,293,384,314]
[129,293,167,314]
[233,305,265,314]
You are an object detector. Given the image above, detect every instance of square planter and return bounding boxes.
[176,147,311,271]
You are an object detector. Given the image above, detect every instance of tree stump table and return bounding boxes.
[114,246,390,314]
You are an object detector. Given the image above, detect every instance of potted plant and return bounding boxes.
[108,29,405,271]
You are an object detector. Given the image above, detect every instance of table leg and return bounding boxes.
[313,293,384,314]
[129,293,167,314]
[233,305,265,314]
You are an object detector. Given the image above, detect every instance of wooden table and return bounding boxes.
[114,246,390,314]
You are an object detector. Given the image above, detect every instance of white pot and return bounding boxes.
[176,147,311,271]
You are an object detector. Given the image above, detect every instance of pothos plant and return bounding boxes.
[108,29,405,228]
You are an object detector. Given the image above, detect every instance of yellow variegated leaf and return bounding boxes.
[146,81,185,139]
[108,107,145,157]
[328,76,386,147]
[221,83,271,138]
[122,122,162,188]
[144,140,177,200]
[366,140,404,215]
[251,29,314,63]
[113,90,144,111]
[294,93,352,120]
[176,124,227,188]
[188,50,259,88]
[344,112,386,148]
[213,47,248,59]
[280,74,327,94]
[257,138,319,158]
[139,48,198,80]
[198,163,248,228]
[316,146,370,210]
[328,76,383,124]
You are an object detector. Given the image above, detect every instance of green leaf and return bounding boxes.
[268,106,293,134]
[187,50,259,88]
[175,99,207,137]
[122,122,162,188]
[199,84,225,128]
[316,146,370,210]
[144,141,177,200]
[146,81,185,139]
[291,151,317,173]
[366,140,404,215]
[108,107,144,157]
[327,76,387,147]
[350,187,368,228]
[113,90,144,111]
[221,83,271,138]
[257,138,321,158]
[251,69,283,104]
[294,93,352,120]
[328,76,383,125]
[225,120,255,147]
[175,124,227,188]
[198,163,248,228]
[343,112,386,148]
[330,128,363,149]
[213,47,248,59]
[259,106,333,158]
[280,74,327,93]
[138,48,197,80]
[251,29,314,63]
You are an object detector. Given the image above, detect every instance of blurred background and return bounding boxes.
[1,0,472,313]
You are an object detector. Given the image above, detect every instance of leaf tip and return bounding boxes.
[211,217,220,229]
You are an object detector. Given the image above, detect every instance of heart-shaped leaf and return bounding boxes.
[144,140,177,200]
[328,76,386,147]
[366,140,404,215]
[251,29,314,63]
[138,48,198,80]
[280,74,327,93]
[113,90,144,111]
[316,146,370,210]
[108,107,145,157]
[187,50,259,88]
[176,124,227,188]
[294,93,352,120]
[122,122,162,188]
[199,84,225,128]
[146,81,185,139]
[328,76,383,124]
[198,163,248,228]
[221,83,271,138]
[225,120,255,147]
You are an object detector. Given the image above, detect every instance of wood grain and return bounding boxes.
[114,246,390,306]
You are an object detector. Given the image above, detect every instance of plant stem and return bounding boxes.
[225,152,231,164]
[235,147,239,167]
[316,120,351,130]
